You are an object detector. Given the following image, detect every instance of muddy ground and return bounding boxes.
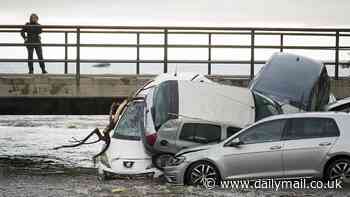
[1,161,350,197]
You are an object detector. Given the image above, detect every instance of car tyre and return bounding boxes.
[185,161,220,186]
[324,158,350,181]
[152,153,174,170]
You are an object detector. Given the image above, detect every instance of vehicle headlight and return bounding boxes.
[168,156,186,166]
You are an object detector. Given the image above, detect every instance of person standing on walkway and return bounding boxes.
[21,13,47,74]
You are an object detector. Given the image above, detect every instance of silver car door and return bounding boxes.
[222,119,286,180]
[282,118,340,177]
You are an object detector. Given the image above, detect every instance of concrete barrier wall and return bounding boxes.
[1,74,349,98]
[0,74,153,97]
[0,74,349,114]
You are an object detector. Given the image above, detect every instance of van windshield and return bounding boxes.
[113,101,145,140]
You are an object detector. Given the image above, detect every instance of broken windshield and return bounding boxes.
[112,101,145,140]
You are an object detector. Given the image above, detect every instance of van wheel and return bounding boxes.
[185,161,220,186]
[152,153,174,170]
[324,158,350,181]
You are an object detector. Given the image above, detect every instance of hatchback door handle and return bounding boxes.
[319,142,331,146]
[270,145,282,150]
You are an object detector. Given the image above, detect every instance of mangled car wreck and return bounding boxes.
[55,52,342,183]
[98,73,283,175]
[250,53,330,113]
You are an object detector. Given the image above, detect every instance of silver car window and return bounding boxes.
[238,120,286,144]
[179,123,221,144]
[283,118,340,140]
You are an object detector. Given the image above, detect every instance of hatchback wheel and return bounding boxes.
[185,161,220,186]
[325,158,350,181]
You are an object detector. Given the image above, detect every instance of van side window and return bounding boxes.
[227,127,241,138]
[283,118,340,140]
[179,123,221,144]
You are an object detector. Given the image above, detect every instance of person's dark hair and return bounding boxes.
[30,13,39,21]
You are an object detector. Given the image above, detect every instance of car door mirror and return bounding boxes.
[227,138,243,147]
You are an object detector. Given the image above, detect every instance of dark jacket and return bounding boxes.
[21,22,42,43]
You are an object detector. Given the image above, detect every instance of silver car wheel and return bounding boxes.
[190,163,218,185]
[329,161,350,180]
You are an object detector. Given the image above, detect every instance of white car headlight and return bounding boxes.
[168,156,186,166]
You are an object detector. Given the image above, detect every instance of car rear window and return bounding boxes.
[179,123,221,144]
[283,118,340,140]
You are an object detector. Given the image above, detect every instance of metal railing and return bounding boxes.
[1,25,350,84]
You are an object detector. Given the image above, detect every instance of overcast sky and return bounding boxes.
[1,0,350,27]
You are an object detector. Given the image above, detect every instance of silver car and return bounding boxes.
[164,112,349,185]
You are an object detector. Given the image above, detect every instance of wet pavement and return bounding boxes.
[2,166,350,197]
[1,115,350,196]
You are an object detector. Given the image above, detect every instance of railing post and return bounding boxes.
[335,31,340,80]
[136,32,140,74]
[208,33,212,75]
[164,28,168,73]
[250,30,255,80]
[76,27,80,85]
[64,32,68,74]
[280,34,284,52]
